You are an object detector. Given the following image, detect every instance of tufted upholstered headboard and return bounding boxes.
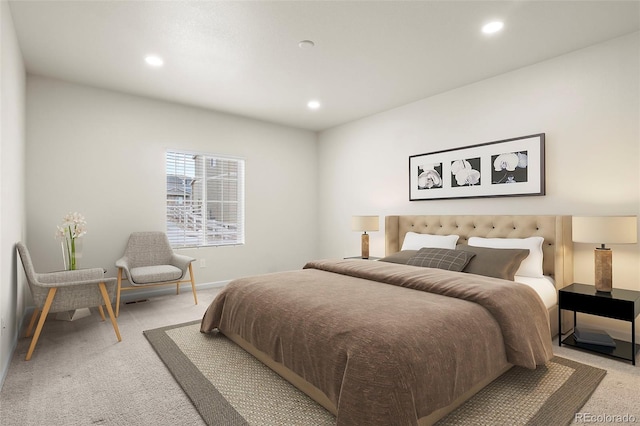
[385,215,574,290]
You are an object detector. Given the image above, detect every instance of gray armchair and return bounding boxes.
[16,242,121,361]
[115,232,197,317]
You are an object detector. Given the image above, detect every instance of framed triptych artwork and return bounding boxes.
[409,133,545,201]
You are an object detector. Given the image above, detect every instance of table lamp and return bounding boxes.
[572,216,637,292]
[351,216,379,259]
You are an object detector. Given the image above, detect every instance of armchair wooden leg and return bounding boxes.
[97,305,106,321]
[98,282,122,342]
[189,263,198,305]
[26,288,57,361]
[176,282,180,295]
[25,308,40,338]
[116,268,122,317]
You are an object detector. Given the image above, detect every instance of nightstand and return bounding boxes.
[558,283,640,365]
[343,256,381,260]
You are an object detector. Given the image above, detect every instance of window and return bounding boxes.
[166,150,245,248]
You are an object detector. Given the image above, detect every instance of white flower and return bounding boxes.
[55,212,87,240]
[452,159,480,186]
[55,225,66,239]
[517,152,528,168]
[454,168,481,186]
[451,160,471,175]
[55,212,87,270]
[418,169,442,189]
[493,153,519,171]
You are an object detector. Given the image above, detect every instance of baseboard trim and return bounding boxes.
[0,332,17,391]
[118,280,229,304]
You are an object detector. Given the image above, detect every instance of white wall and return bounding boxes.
[318,33,639,338]
[1,0,26,385]
[25,77,318,294]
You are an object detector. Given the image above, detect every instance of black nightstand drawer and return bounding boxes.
[559,291,635,321]
[343,256,381,260]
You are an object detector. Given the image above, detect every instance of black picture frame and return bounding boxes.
[409,133,545,201]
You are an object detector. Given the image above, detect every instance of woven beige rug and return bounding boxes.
[144,321,606,426]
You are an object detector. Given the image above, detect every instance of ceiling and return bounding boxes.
[9,1,640,131]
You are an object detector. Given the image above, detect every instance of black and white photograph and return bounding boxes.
[417,163,443,190]
[451,158,481,187]
[409,134,544,200]
[492,151,528,184]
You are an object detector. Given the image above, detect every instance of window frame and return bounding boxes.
[166,149,245,248]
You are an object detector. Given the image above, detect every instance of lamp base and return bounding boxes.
[594,248,612,292]
[361,233,370,259]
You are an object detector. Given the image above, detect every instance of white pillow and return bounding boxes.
[468,236,544,278]
[401,232,459,250]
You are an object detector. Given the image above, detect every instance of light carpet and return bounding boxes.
[144,320,606,426]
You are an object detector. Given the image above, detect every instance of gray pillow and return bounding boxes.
[378,250,418,264]
[406,247,475,272]
[457,244,529,280]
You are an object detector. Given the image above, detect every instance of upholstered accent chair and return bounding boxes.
[16,242,121,361]
[115,232,197,316]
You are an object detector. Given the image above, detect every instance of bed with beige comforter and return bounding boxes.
[201,259,553,425]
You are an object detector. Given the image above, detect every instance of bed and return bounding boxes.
[201,214,573,425]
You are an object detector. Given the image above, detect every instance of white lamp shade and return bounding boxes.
[572,216,638,244]
[351,216,379,232]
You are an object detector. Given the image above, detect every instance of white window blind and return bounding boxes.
[166,150,245,248]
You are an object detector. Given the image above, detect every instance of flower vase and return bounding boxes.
[63,238,82,270]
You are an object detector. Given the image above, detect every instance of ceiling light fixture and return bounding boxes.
[145,55,164,67]
[298,40,315,49]
[307,100,321,110]
[482,21,504,34]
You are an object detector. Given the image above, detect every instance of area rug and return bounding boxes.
[144,320,606,426]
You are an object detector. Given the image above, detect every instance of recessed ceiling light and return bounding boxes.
[307,100,321,110]
[482,21,504,34]
[298,40,315,49]
[145,55,164,67]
